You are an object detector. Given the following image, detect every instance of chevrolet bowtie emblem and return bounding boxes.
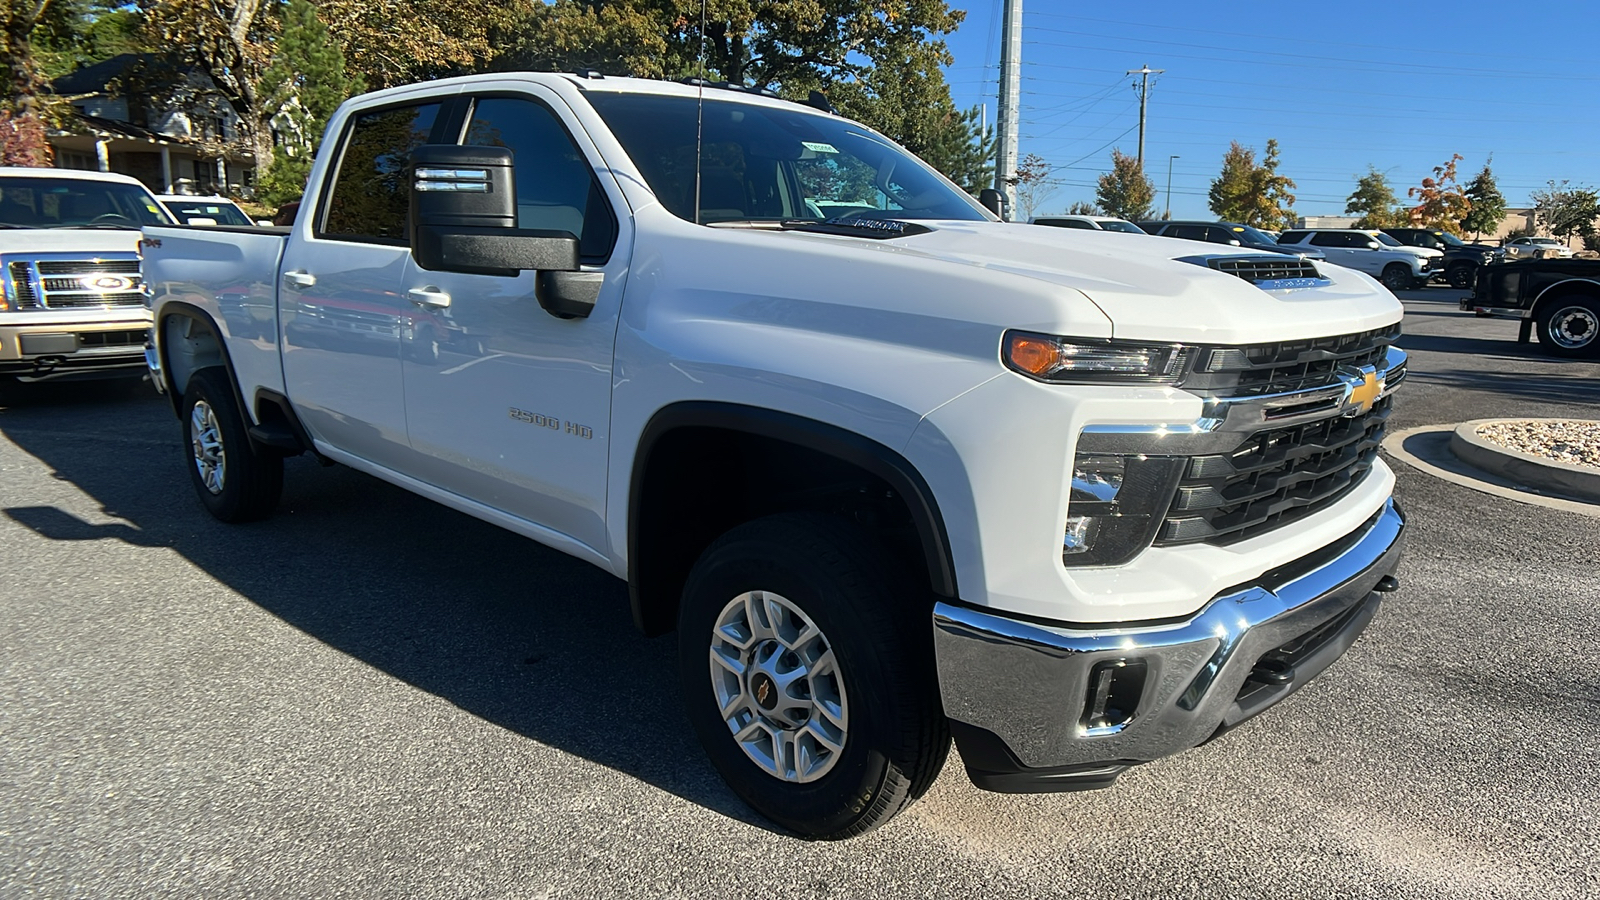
[1341,367,1383,417]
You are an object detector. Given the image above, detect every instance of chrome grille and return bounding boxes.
[3,256,145,310]
[1155,395,1392,547]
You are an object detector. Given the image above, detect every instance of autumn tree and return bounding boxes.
[0,108,50,165]
[1530,180,1600,242]
[1208,139,1296,228]
[1345,166,1402,228]
[1096,149,1154,221]
[1461,160,1507,239]
[1406,153,1471,234]
[317,0,516,89]
[1067,200,1100,215]
[1012,153,1053,220]
[138,0,275,164]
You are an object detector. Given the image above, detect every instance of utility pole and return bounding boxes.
[1165,155,1179,219]
[994,0,1022,219]
[1126,63,1164,170]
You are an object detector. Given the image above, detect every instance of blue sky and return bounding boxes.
[939,2,1600,220]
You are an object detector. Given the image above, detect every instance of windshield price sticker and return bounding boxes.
[801,141,839,154]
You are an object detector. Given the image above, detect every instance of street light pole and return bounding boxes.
[1165,155,1179,219]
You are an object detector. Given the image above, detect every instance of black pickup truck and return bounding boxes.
[1464,258,1600,358]
[1382,227,1500,288]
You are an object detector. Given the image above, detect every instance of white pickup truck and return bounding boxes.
[1,167,168,387]
[141,73,1408,839]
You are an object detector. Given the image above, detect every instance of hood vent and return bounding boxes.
[1183,254,1330,290]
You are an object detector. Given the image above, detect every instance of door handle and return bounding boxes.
[283,270,316,289]
[407,286,452,308]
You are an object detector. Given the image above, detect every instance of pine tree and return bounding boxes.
[1461,160,1506,239]
[1207,142,1256,223]
[257,0,362,205]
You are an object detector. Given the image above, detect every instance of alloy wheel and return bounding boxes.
[190,399,226,494]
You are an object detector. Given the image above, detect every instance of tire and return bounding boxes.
[180,367,283,522]
[1380,263,1413,292]
[1447,264,1475,289]
[1535,296,1600,359]
[677,512,950,839]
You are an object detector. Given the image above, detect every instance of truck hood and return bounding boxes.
[0,228,143,255]
[880,221,1403,344]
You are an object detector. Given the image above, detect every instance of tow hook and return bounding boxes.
[1373,575,1400,593]
[31,356,65,375]
[1249,656,1296,686]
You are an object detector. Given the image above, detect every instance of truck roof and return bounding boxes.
[347,71,824,118]
[0,166,149,186]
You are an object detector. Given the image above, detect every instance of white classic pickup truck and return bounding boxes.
[1,167,169,387]
[141,72,1407,839]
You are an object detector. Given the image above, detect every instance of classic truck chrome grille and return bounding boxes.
[1181,323,1401,397]
[3,257,144,310]
[1155,395,1392,546]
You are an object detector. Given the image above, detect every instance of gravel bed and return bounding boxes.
[1476,419,1600,470]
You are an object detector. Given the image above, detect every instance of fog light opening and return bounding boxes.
[1082,658,1147,734]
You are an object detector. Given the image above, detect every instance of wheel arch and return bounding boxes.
[1531,277,1600,314]
[155,301,234,418]
[627,401,958,637]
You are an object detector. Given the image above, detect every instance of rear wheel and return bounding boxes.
[1381,263,1413,291]
[1536,296,1600,359]
[181,367,283,522]
[677,513,949,839]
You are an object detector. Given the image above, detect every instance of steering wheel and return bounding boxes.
[89,213,134,225]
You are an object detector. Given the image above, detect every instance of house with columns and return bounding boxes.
[46,54,257,197]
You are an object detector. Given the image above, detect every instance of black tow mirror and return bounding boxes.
[979,188,1007,218]
[407,145,601,318]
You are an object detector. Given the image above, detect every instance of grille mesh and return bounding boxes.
[8,261,39,308]
[1181,323,1402,397]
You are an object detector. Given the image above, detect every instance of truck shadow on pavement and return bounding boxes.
[0,382,777,833]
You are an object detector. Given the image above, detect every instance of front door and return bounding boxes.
[398,89,630,556]
[281,99,443,470]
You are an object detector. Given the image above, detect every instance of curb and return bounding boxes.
[1448,419,1600,504]
[1380,425,1600,518]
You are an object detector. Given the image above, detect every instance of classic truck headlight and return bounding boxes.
[1063,452,1186,567]
[1005,331,1194,384]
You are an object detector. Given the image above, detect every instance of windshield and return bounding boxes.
[1230,225,1280,244]
[162,199,251,226]
[1435,231,1467,247]
[0,176,173,228]
[586,93,988,224]
[1372,232,1404,247]
[1098,220,1144,234]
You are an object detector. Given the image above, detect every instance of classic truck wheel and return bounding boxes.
[1380,263,1412,292]
[677,513,949,839]
[181,367,283,522]
[1537,297,1600,358]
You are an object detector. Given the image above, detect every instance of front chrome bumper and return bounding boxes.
[933,497,1405,792]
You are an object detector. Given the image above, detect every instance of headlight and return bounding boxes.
[1062,452,1186,567]
[1005,331,1194,384]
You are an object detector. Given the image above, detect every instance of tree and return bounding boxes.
[1066,200,1100,215]
[1345,166,1402,229]
[1096,149,1154,221]
[138,0,275,165]
[317,0,518,89]
[1207,139,1295,228]
[1012,153,1053,220]
[1406,153,1471,234]
[1460,159,1506,239]
[914,104,991,196]
[0,108,50,165]
[1530,180,1600,242]
[256,0,362,205]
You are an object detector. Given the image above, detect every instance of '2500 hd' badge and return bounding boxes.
[509,407,592,439]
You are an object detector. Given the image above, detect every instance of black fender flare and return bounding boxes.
[627,401,959,633]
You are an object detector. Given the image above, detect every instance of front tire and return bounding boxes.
[181,367,283,522]
[677,513,949,839]
[1447,264,1475,289]
[1381,263,1413,292]
[1536,296,1600,359]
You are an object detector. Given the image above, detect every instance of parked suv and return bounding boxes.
[1031,215,1144,233]
[1277,229,1441,290]
[1382,227,1499,288]
[1138,220,1324,260]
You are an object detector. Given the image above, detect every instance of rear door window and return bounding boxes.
[1167,224,1206,240]
[322,102,441,243]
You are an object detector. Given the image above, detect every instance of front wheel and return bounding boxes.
[1447,264,1475,289]
[677,513,949,839]
[181,367,283,522]
[1381,263,1413,292]
[1536,297,1600,359]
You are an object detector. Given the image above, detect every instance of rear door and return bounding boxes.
[397,87,631,554]
[1310,231,1363,271]
[280,98,444,469]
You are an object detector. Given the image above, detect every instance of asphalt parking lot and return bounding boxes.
[3,287,1598,899]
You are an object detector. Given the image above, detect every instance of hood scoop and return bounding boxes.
[1179,254,1331,290]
